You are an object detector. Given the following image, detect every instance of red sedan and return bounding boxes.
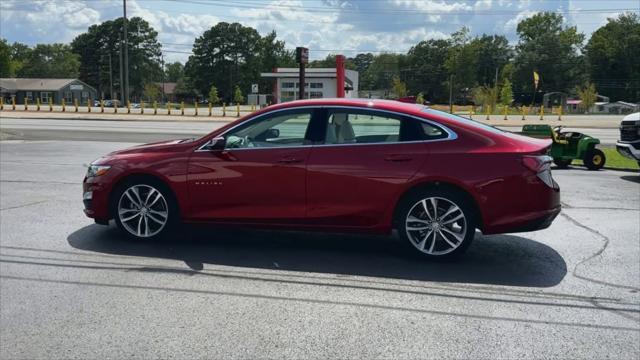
[83,99,560,259]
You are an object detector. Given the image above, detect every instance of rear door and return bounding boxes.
[305,108,433,228]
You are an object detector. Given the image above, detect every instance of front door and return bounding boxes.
[187,109,315,223]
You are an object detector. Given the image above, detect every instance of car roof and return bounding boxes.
[267,98,427,116]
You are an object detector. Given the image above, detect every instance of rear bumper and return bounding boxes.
[500,206,561,233]
[616,141,640,161]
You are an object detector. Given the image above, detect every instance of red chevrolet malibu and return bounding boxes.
[83,99,560,259]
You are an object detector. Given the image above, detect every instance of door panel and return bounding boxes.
[187,148,310,222]
[306,109,429,227]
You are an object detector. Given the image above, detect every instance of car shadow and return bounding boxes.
[67,224,567,288]
[620,175,640,183]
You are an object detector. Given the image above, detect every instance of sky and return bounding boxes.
[1,0,638,63]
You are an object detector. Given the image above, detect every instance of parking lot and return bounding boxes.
[1,133,639,358]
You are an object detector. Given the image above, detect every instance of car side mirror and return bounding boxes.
[266,128,280,139]
[204,136,226,151]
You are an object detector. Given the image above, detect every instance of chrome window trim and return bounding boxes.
[195,105,458,152]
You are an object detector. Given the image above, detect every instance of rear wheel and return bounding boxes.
[584,148,606,170]
[553,158,572,169]
[113,182,177,241]
[397,189,476,260]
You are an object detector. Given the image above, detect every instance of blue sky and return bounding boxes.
[1,0,638,62]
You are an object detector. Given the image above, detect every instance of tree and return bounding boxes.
[360,53,406,91]
[576,82,597,113]
[405,39,451,102]
[470,34,512,87]
[513,12,586,96]
[233,85,244,104]
[391,77,408,98]
[586,13,640,101]
[0,39,11,77]
[472,86,498,112]
[17,43,79,78]
[208,85,219,105]
[500,79,514,106]
[143,83,161,102]
[164,62,184,82]
[445,27,478,100]
[71,17,162,100]
[174,76,199,101]
[186,22,263,102]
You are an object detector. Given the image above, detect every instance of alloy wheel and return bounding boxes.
[117,184,169,238]
[405,197,467,256]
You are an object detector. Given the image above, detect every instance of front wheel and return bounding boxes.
[584,149,606,170]
[113,182,176,240]
[397,189,476,260]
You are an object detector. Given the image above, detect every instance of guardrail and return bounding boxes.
[0,97,261,118]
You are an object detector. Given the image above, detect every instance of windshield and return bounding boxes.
[422,108,506,135]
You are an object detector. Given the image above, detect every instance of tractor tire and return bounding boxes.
[584,148,606,170]
[553,158,572,169]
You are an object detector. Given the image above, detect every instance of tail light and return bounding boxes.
[522,155,558,189]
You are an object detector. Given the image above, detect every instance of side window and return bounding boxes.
[325,111,401,144]
[225,111,313,149]
[421,122,446,139]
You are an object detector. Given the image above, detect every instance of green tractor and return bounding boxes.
[521,124,606,170]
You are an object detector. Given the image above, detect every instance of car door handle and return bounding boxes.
[384,154,413,162]
[277,156,303,164]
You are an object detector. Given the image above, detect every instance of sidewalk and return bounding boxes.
[0,107,625,128]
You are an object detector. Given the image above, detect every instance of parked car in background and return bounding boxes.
[616,112,640,166]
[83,99,560,259]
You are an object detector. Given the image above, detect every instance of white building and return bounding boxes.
[260,67,359,103]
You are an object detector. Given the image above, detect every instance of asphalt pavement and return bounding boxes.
[0,135,639,358]
[0,117,621,146]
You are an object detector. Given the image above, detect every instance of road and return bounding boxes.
[0,117,622,146]
[1,135,639,358]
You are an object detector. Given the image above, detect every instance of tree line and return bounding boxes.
[0,12,638,104]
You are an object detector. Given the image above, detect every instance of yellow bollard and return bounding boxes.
[140,100,145,115]
[485,106,490,121]
[49,98,53,112]
[470,105,475,119]
[114,100,118,114]
[0,97,3,111]
[12,97,16,110]
[208,102,212,116]
[521,106,526,121]
[222,103,226,117]
[539,105,544,121]
[558,105,562,121]
[167,102,171,115]
[194,102,198,116]
[127,101,131,114]
[36,98,40,111]
[503,105,508,120]
[62,99,66,112]
[100,100,104,113]
[153,101,157,115]
[88,99,91,113]
[236,103,240,117]
[24,98,28,111]
[181,101,185,116]
[74,98,79,112]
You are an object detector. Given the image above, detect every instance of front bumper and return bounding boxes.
[83,176,113,224]
[616,141,640,161]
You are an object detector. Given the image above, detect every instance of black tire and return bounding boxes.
[584,148,606,170]
[396,188,476,260]
[553,158,572,169]
[111,179,179,241]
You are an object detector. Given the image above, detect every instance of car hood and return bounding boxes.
[107,138,195,156]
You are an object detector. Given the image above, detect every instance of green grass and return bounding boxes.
[571,147,639,171]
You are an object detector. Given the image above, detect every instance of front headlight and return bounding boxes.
[87,165,111,178]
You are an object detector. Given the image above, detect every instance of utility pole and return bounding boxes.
[160,54,165,103]
[119,34,124,104]
[108,53,114,100]
[494,67,499,88]
[123,0,129,104]
[449,74,454,113]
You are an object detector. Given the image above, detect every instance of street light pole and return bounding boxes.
[123,0,129,104]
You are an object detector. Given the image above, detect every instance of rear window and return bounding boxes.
[422,108,505,135]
